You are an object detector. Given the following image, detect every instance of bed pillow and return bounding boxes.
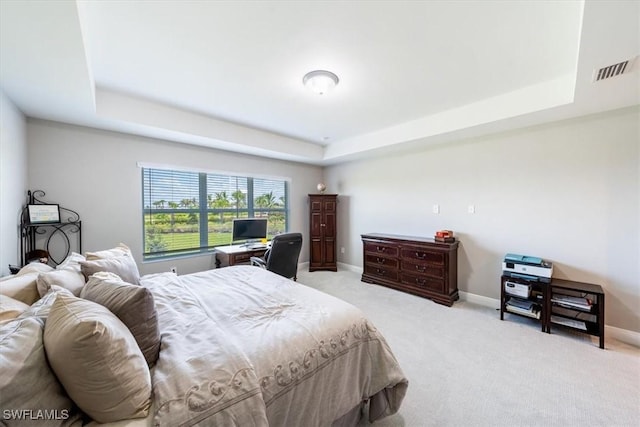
[0,316,81,427]
[44,294,152,423]
[56,252,86,273]
[79,255,140,285]
[85,243,132,260]
[22,285,74,323]
[36,269,86,297]
[0,294,30,321]
[0,273,41,305]
[16,262,54,276]
[81,272,160,367]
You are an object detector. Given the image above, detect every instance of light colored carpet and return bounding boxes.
[296,269,640,427]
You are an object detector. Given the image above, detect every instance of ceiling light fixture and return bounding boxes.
[303,70,339,95]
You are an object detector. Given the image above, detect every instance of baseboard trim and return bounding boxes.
[459,291,639,348]
[337,262,363,274]
[606,325,640,348]
[324,265,640,348]
[459,291,500,309]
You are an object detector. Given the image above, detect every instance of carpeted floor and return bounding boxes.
[296,269,640,427]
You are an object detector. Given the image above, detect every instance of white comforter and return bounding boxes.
[140,266,407,426]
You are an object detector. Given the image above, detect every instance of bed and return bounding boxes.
[1,250,407,427]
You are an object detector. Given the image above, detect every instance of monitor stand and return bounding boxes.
[239,239,262,248]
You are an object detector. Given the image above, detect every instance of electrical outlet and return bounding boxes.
[170,266,177,274]
[468,205,475,214]
[432,204,440,214]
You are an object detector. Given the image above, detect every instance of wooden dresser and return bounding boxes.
[361,233,459,306]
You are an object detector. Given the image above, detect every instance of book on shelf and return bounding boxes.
[506,297,534,310]
[505,297,541,319]
[551,295,592,311]
[506,304,541,319]
[550,315,587,330]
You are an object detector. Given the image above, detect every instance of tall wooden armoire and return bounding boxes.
[308,194,338,272]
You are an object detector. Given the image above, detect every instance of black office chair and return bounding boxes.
[250,232,303,281]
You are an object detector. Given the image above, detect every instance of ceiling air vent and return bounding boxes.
[593,57,635,82]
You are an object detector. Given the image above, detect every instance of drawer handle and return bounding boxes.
[376,246,386,252]
[376,268,386,275]
[415,265,426,272]
[376,257,385,264]
[415,252,426,260]
[415,278,426,286]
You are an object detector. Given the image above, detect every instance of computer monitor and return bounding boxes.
[231,218,268,244]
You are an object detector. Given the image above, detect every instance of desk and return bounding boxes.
[214,244,268,268]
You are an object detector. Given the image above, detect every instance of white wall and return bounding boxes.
[27,119,322,275]
[325,106,639,332]
[0,90,27,276]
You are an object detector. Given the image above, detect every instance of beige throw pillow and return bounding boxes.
[0,273,40,305]
[0,316,81,427]
[44,294,151,423]
[37,269,86,297]
[21,285,74,323]
[79,255,140,285]
[16,262,55,276]
[81,272,160,367]
[56,252,86,273]
[0,294,30,321]
[85,243,132,260]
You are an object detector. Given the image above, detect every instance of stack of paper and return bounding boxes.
[550,315,587,330]
[506,297,540,319]
[551,295,592,311]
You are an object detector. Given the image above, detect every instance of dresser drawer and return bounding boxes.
[401,260,444,279]
[400,246,445,265]
[231,252,253,263]
[365,254,399,269]
[364,241,399,258]
[364,264,399,281]
[400,272,445,293]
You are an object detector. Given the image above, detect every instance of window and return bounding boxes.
[142,167,288,260]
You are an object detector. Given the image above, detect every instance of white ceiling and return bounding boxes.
[1,1,638,165]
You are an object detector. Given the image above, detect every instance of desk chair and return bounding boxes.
[250,233,303,280]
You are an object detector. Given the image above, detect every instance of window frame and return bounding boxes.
[141,165,289,261]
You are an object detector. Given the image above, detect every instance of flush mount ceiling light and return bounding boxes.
[303,70,339,95]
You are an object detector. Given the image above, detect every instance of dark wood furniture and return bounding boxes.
[308,194,337,272]
[548,278,605,349]
[215,244,267,268]
[500,275,605,349]
[499,275,548,332]
[361,233,459,306]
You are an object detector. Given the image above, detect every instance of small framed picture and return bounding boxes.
[28,204,60,224]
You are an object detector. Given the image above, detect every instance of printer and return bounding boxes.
[502,253,553,283]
